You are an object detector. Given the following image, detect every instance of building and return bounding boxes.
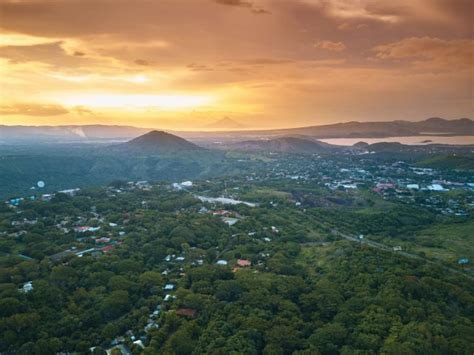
[176,308,197,318]
[19,281,33,293]
[237,259,252,267]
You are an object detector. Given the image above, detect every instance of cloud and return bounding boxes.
[187,63,214,71]
[337,22,368,30]
[134,59,149,66]
[301,0,400,23]
[314,40,346,52]
[214,0,270,14]
[0,103,69,116]
[71,106,94,115]
[241,58,295,65]
[0,41,96,69]
[300,0,472,27]
[373,37,473,70]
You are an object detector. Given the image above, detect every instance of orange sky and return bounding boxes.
[0,0,472,130]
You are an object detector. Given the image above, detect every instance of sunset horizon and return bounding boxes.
[1,0,472,130]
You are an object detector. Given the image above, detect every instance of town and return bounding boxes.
[1,148,472,353]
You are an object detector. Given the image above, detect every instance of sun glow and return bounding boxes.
[59,94,215,110]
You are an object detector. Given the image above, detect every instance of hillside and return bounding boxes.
[230,137,337,154]
[257,117,474,138]
[117,131,202,154]
[417,154,474,170]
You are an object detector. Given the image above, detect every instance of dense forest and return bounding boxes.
[0,179,472,354]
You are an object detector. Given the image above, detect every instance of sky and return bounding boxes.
[0,0,472,130]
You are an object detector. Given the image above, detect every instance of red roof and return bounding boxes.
[176,308,197,317]
[101,245,115,253]
[237,259,252,267]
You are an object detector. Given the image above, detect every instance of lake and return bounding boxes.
[320,136,474,146]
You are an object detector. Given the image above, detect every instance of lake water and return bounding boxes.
[320,136,474,146]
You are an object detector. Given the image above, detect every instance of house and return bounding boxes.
[58,188,80,196]
[19,281,33,293]
[427,184,447,192]
[163,294,175,302]
[237,259,252,267]
[374,182,395,194]
[106,344,131,355]
[133,340,145,349]
[163,284,175,291]
[176,308,197,318]
[172,181,193,190]
[213,210,231,216]
[222,217,239,226]
[74,226,100,233]
[101,245,115,253]
[76,248,98,257]
[50,249,75,262]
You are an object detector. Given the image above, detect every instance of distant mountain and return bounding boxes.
[0,124,150,143]
[1,118,472,144]
[204,117,246,130]
[117,130,202,154]
[230,136,337,154]
[241,118,474,138]
[178,117,474,142]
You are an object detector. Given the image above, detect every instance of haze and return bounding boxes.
[0,0,472,130]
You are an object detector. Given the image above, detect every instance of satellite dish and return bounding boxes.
[37,181,45,188]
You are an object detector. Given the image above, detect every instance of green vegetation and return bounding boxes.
[417,154,474,171]
[0,180,472,354]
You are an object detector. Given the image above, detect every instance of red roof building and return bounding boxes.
[101,245,115,253]
[237,259,252,267]
[176,308,197,317]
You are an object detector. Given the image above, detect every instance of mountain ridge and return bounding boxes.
[229,136,338,154]
[1,118,472,143]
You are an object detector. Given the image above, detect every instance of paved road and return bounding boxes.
[330,229,474,282]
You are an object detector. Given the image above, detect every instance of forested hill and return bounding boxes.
[114,131,202,154]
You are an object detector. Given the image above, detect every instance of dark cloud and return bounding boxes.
[373,37,473,70]
[215,0,252,7]
[242,58,294,65]
[0,103,69,116]
[0,41,92,68]
[214,0,270,14]
[314,40,346,52]
[134,59,149,66]
[187,63,213,71]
